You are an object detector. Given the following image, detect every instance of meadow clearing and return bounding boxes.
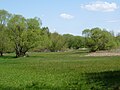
[0,51,120,90]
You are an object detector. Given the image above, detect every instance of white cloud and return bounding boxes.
[60,13,74,20]
[81,1,118,12]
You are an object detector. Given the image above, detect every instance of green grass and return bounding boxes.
[0,52,120,90]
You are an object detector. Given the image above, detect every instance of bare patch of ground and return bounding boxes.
[86,51,120,56]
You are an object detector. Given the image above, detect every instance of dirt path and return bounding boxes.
[86,51,120,56]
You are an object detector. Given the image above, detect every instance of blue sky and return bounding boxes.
[0,0,120,35]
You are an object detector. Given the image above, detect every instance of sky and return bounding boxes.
[0,0,120,36]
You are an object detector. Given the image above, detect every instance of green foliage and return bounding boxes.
[27,17,41,30]
[7,15,42,57]
[71,36,84,49]
[0,10,11,56]
[116,33,120,47]
[0,29,8,55]
[63,34,84,49]
[82,27,116,52]
[63,34,74,49]
[0,9,11,25]
[34,27,52,52]
[49,32,66,52]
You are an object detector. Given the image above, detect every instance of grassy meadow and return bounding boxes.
[0,51,120,90]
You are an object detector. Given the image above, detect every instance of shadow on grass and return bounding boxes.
[0,56,16,59]
[84,71,120,90]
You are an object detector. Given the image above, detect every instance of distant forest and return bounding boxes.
[0,9,120,57]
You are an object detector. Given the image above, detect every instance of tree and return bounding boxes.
[49,32,66,52]
[63,34,74,49]
[71,36,84,49]
[8,15,41,57]
[34,27,52,52]
[116,33,120,47]
[82,27,116,52]
[0,10,11,56]
[82,29,91,48]
[63,34,84,49]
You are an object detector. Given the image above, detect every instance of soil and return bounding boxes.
[86,51,120,56]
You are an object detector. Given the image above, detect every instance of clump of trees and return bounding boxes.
[0,9,120,57]
[0,10,66,57]
[82,28,118,52]
[63,34,84,49]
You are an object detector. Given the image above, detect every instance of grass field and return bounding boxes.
[0,51,120,90]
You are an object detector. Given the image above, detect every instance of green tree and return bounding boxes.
[63,34,74,49]
[82,29,91,48]
[8,15,41,57]
[49,32,66,52]
[63,34,84,49]
[82,27,116,52]
[71,36,84,49]
[116,33,120,48]
[34,27,52,52]
[0,10,11,56]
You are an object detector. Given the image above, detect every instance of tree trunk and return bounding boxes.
[15,45,28,58]
[0,52,3,56]
[15,50,26,58]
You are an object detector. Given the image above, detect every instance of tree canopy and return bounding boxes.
[7,15,42,57]
[82,28,117,52]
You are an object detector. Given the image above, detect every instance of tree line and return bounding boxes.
[0,9,120,57]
